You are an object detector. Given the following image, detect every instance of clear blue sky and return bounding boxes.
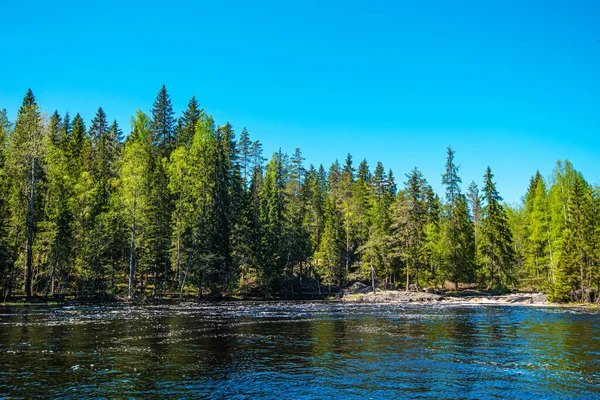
[1,0,599,204]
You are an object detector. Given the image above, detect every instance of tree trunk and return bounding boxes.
[180,255,192,300]
[371,261,376,294]
[153,267,158,298]
[128,222,136,299]
[111,266,115,299]
[25,158,36,298]
[346,207,350,272]
[50,264,55,297]
[198,274,203,299]
[128,185,137,299]
[176,189,183,289]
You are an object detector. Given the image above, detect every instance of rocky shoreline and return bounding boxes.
[341,290,549,305]
[339,282,551,306]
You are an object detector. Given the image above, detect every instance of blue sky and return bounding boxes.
[1,0,599,204]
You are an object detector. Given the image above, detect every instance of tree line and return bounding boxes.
[0,87,598,302]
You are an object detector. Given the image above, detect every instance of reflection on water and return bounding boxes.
[0,302,598,398]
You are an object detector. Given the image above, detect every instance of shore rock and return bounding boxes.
[343,282,375,295]
[343,290,443,303]
[341,290,548,306]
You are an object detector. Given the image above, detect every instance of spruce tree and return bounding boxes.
[86,107,120,296]
[479,166,515,287]
[340,153,354,273]
[175,96,202,147]
[467,181,481,253]
[147,86,176,295]
[259,151,287,298]
[440,146,475,289]
[48,111,62,146]
[402,167,428,289]
[237,127,251,188]
[5,89,45,297]
[42,110,76,296]
[352,159,372,270]
[553,174,595,302]
[0,110,13,294]
[319,196,345,289]
[151,85,176,155]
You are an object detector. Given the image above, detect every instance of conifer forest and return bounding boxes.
[0,87,598,303]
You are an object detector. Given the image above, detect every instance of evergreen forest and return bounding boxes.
[0,87,598,303]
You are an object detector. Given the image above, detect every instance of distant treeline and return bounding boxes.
[0,87,598,302]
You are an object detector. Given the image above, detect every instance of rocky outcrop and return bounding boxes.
[341,290,548,305]
[343,282,374,295]
[342,290,443,303]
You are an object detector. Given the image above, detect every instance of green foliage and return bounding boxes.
[0,89,597,304]
[479,166,515,287]
[439,147,476,289]
[5,89,45,297]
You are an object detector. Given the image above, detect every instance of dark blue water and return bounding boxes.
[0,302,598,399]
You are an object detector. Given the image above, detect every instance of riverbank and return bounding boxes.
[2,290,597,309]
[339,289,600,309]
[340,290,550,306]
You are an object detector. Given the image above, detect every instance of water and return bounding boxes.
[0,302,599,399]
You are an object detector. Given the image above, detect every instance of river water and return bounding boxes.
[0,302,598,399]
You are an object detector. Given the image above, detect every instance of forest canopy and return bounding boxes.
[0,87,598,303]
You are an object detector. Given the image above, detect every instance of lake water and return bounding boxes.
[0,302,599,399]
